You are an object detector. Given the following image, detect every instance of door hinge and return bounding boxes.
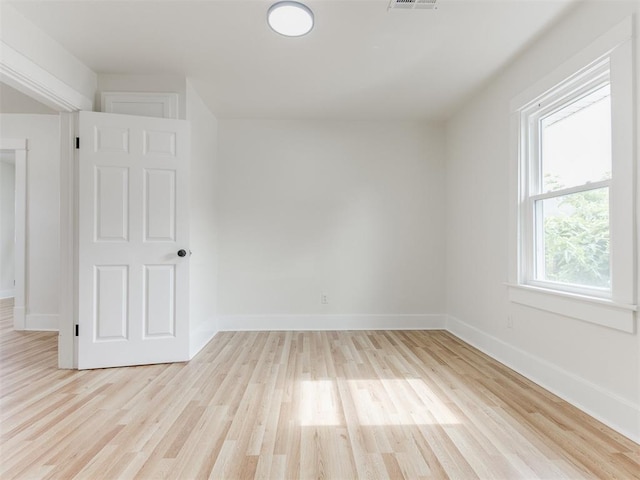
[75,137,80,149]
[75,324,79,336]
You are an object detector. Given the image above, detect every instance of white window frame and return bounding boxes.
[522,61,612,298]
[508,18,636,333]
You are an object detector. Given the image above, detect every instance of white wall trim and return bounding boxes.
[12,146,26,332]
[508,284,636,333]
[101,92,179,119]
[218,314,447,332]
[446,315,640,444]
[0,40,93,112]
[25,314,58,331]
[58,113,77,369]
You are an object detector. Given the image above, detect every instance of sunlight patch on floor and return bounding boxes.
[298,379,460,426]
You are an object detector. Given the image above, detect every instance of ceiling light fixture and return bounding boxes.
[267,1,314,37]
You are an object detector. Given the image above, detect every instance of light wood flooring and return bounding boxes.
[1,298,638,479]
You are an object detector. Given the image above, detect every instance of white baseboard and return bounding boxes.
[27,304,634,442]
[189,324,219,359]
[24,314,58,331]
[217,314,447,332]
[0,289,15,299]
[446,315,640,444]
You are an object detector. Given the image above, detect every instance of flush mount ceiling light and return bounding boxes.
[268,1,314,37]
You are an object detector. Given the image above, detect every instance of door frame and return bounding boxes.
[59,114,79,368]
[0,40,93,112]
[2,40,92,368]
[0,139,27,330]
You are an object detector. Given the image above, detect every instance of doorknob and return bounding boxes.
[177,249,187,257]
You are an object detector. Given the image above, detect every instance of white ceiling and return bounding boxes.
[7,0,578,120]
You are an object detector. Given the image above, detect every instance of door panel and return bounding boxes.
[144,169,176,241]
[77,111,189,369]
[143,130,176,156]
[95,126,129,153]
[94,265,128,341]
[144,264,175,337]
[95,166,129,241]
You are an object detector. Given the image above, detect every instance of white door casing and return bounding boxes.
[77,111,190,369]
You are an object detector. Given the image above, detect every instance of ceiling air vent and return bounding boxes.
[388,0,438,10]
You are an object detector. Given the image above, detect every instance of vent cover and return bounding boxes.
[388,0,437,9]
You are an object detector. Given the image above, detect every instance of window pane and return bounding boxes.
[536,187,610,289]
[541,85,611,192]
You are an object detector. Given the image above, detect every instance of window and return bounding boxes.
[523,62,612,298]
[509,18,636,332]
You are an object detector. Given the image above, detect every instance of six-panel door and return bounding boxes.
[77,111,190,369]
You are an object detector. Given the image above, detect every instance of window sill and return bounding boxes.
[507,283,636,333]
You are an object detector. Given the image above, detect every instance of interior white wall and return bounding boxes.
[0,83,58,115]
[217,120,446,326]
[186,80,219,356]
[0,115,60,329]
[97,74,187,120]
[445,1,639,441]
[0,4,96,105]
[0,157,15,297]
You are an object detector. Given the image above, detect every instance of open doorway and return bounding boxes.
[0,141,27,330]
[0,151,16,299]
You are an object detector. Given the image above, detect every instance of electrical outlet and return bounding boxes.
[321,293,329,305]
[507,315,513,329]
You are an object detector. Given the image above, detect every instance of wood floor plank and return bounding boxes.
[1,297,638,479]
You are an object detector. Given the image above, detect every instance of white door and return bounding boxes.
[77,111,190,369]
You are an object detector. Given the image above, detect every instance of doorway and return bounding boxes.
[0,151,16,299]
[0,141,27,330]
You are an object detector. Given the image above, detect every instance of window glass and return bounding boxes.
[536,187,610,288]
[540,85,612,193]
